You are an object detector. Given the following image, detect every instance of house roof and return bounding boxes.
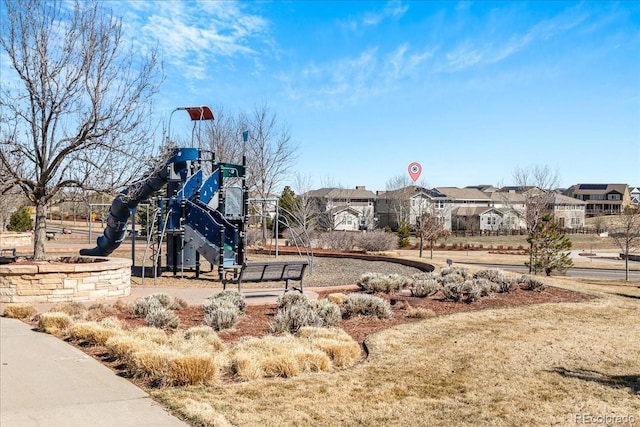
[552,193,587,205]
[490,192,525,203]
[452,206,503,216]
[435,187,490,201]
[377,186,448,200]
[569,183,629,195]
[305,187,376,200]
[329,206,361,215]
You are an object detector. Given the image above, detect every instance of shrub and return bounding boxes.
[313,299,342,327]
[520,275,546,292]
[317,231,355,251]
[38,312,73,334]
[3,303,36,319]
[208,290,246,313]
[342,293,392,319]
[276,291,308,310]
[145,305,180,329]
[7,206,33,232]
[439,266,470,281]
[473,268,505,283]
[356,272,408,294]
[134,293,176,318]
[442,280,483,304]
[353,230,397,252]
[270,302,323,334]
[410,273,441,298]
[203,298,240,331]
[271,294,342,334]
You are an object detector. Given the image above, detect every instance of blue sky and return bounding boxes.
[116,1,639,191]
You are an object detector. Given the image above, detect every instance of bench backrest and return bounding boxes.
[240,261,308,283]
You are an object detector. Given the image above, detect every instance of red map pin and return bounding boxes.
[408,162,422,182]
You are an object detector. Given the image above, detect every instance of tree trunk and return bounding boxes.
[419,234,423,258]
[33,201,47,260]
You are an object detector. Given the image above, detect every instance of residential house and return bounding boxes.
[376,186,449,230]
[434,187,492,232]
[450,206,506,232]
[564,184,631,216]
[304,186,376,231]
[630,187,640,206]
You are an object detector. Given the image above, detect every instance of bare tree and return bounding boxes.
[0,0,162,259]
[511,165,560,272]
[198,105,245,172]
[381,174,413,229]
[243,102,298,242]
[417,210,450,259]
[610,206,640,281]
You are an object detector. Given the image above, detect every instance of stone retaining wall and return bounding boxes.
[0,258,131,303]
[0,232,32,248]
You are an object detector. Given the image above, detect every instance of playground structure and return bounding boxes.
[81,106,309,290]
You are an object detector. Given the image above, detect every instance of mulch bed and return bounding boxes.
[102,285,592,346]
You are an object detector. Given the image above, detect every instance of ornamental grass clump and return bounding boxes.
[3,303,36,320]
[473,268,515,293]
[37,312,73,334]
[166,352,217,386]
[229,335,333,381]
[410,272,442,298]
[298,327,362,368]
[342,293,392,319]
[203,298,240,331]
[69,320,123,346]
[356,272,409,294]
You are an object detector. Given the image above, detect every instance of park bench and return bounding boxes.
[0,248,16,264]
[222,260,309,293]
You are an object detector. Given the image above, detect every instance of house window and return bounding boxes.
[486,216,496,225]
[436,200,444,209]
[571,217,580,226]
[590,194,604,200]
[607,193,621,201]
[346,216,352,225]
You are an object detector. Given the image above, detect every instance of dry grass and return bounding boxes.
[229,335,336,381]
[69,321,123,346]
[3,303,36,319]
[37,312,73,334]
[167,353,218,386]
[151,283,640,426]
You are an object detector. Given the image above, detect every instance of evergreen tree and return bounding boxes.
[526,214,573,276]
[397,222,411,248]
[7,206,33,232]
[278,186,299,234]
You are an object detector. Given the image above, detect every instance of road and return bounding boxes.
[468,263,640,281]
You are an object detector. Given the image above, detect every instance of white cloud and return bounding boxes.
[115,1,272,80]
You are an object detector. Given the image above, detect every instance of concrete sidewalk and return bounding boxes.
[0,317,189,427]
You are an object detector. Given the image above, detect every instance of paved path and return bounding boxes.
[0,317,189,427]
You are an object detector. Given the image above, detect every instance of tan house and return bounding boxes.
[376,186,449,230]
[305,186,376,231]
[550,194,587,229]
[564,184,631,216]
